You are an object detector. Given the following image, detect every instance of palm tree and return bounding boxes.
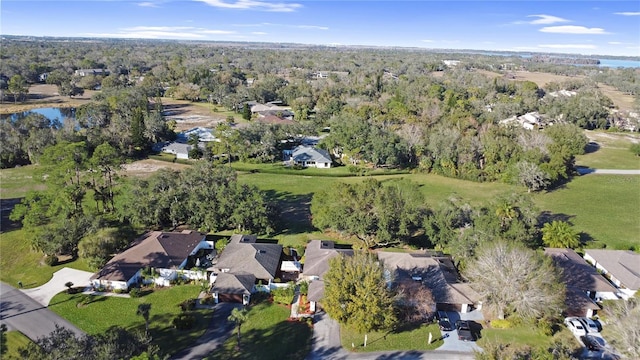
[227,307,248,346]
[137,303,152,336]
[542,221,580,249]
[495,202,517,229]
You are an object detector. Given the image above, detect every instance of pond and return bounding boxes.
[1,107,76,127]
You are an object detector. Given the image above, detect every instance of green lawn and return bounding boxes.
[477,326,581,354]
[576,147,640,170]
[48,285,212,356]
[207,300,312,360]
[3,330,33,359]
[0,229,93,288]
[340,322,443,352]
[0,165,45,199]
[534,175,640,250]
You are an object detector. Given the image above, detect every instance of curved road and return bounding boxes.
[0,282,85,341]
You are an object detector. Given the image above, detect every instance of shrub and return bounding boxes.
[113,288,123,294]
[129,288,141,298]
[272,285,295,305]
[179,299,197,311]
[201,294,215,305]
[490,319,512,329]
[172,313,197,330]
[44,255,58,266]
[299,281,309,296]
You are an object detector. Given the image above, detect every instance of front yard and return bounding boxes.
[340,322,444,352]
[47,284,212,356]
[206,298,313,360]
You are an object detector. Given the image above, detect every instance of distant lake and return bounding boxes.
[597,59,640,68]
[1,107,75,127]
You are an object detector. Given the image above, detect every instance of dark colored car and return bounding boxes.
[437,311,453,331]
[456,320,476,341]
[581,335,603,351]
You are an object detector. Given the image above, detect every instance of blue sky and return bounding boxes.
[2,1,639,56]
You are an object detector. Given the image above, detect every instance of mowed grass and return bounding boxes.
[0,229,93,287]
[48,285,211,356]
[477,326,580,353]
[3,330,33,359]
[0,165,45,199]
[340,323,443,352]
[534,175,640,250]
[207,300,312,360]
[577,147,640,169]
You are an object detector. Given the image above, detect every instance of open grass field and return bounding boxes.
[3,330,33,359]
[48,284,211,356]
[0,165,45,199]
[477,326,580,353]
[578,130,640,170]
[534,175,640,250]
[340,322,443,352]
[0,84,96,115]
[207,299,312,360]
[0,229,93,287]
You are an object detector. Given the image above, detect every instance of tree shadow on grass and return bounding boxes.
[537,211,575,225]
[147,310,213,356]
[263,190,316,235]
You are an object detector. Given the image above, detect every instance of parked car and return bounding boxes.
[456,320,475,341]
[437,311,453,331]
[564,317,587,336]
[581,335,603,351]
[578,317,599,333]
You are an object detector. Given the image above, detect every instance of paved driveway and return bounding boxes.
[20,268,94,306]
[435,311,483,353]
[0,282,85,341]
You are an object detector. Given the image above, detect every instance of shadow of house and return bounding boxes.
[302,240,354,312]
[90,230,211,291]
[210,234,283,304]
[545,248,619,317]
[376,252,481,313]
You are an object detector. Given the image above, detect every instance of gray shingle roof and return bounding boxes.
[291,146,332,164]
[545,248,617,293]
[303,240,353,279]
[212,272,255,295]
[584,249,640,290]
[216,236,282,280]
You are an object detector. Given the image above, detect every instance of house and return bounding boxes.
[90,230,211,291]
[583,249,640,300]
[545,248,619,317]
[211,234,283,304]
[499,111,544,130]
[284,145,332,169]
[74,69,109,77]
[376,251,481,313]
[211,272,255,305]
[177,127,217,143]
[302,240,354,312]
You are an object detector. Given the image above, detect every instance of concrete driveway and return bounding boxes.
[435,311,483,353]
[20,268,94,306]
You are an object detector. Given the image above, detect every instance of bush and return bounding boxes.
[179,298,197,311]
[112,288,123,294]
[299,281,309,296]
[44,255,58,266]
[490,319,512,329]
[201,294,215,305]
[172,313,196,330]
[129,288,141,298]
[272,285,295,305]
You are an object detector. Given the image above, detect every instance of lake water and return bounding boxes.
[597,59,640,68]
[2,107,75,127]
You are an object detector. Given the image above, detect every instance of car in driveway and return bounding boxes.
[437,311,453,331]
[580,335,603,351]
[456,320,476,341]
[564,317,587,336]
[578,317,599,333]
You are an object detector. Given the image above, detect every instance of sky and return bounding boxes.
[1,0,639,57]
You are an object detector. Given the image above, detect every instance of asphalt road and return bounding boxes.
[577,168,640,175]
[0,281,85,342]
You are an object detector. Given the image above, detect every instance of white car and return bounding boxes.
[578,317,599,333]
[564,318,587,336]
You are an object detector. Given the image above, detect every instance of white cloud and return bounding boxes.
[124,26,193,31]
[296,25,329,30]
[421,39,434,43]
[540,25,608,34]
[538,44,597,49]
[614,12,640,16]
[527,14,570,24]
[196,0,302,12]
[84,26,236,40]
[608,41,623,45]
[138,2,159,7]
[232,22,328,30]
[251,31,267,35]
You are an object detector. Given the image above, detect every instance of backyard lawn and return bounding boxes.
[47,285,212,356]
[206,299,312,360]
[2,330,33,359]
[340,322,443,352]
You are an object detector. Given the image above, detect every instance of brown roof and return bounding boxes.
[212,272,256,295]
[377,251,478,305]
[216,235,282,280]
[584,249,640,290]
[303,240,353,279]
[256,115,295,125]
[545,248,617,293]
[91,230,205,282]
[564,287,600,317]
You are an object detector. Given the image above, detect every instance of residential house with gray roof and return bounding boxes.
[303,240,354,312]
[584,249,640,300]
[284,145,332,169]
